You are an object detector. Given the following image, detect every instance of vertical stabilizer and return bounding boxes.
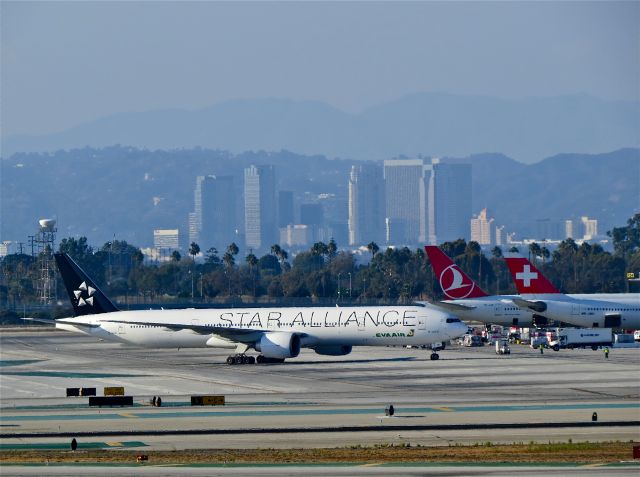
[425,246,488,299]
[54,253,119,316]
[503,255,560,295]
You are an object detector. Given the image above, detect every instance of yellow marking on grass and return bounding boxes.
[118,412,138,418]
[105,442,123,447]
[432,406,454,412]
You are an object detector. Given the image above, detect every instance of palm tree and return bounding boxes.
[246,252,258,296]
[188,242,200,262]
[366,241,379,259]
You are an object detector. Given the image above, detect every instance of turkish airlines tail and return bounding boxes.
[424,246,488,299]
[503,255,560,295]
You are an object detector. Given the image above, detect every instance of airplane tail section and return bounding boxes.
[424,246,488,299]
[503,255,560,295]
[54,253,119,316]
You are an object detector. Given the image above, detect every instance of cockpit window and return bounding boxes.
[446,318,461,323]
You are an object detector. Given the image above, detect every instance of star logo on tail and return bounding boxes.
[73,281,96,307]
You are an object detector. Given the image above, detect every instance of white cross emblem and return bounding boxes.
[516,265,538,287]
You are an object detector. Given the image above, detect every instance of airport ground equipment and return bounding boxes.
[495,339,510,355]
[548,328,613,351]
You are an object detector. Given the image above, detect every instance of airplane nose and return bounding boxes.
[451,321,468,339]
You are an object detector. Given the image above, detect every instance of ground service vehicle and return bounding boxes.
[548,328,613,351]
[495,339,510,355]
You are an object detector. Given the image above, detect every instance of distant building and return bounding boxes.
[201,175,236,250]
[244,165,276,252]
[470,208,494,245]
[581,216,598,240]
[348,164,385,246]
[535,218,563,241]
[278,191,294,227]
[429,158,471,244]
[279,224,311,247]
[0,241,11,257]
[565,219,574,239]
[384,159,430,245]
[153,229,180,250]
[300,203,323,241]
[188,175,206,245]
[495,225,505,246]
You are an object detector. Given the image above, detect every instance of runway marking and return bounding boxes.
[432,406,454,412]
[118,412,138,418]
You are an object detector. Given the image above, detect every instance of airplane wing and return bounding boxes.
[98,319,286,341]
[511,298,547,313]
[434,301,477,311]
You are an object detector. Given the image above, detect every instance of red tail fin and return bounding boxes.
[503,256,560,295]
[424,246,488,299]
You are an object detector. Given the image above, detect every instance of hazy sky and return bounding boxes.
[2,1,638,138]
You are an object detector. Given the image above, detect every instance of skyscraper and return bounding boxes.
[201,175,236,251]
[470,208,494,245]
[429,158,471,244]
[188,175,206,245]
[348,164,384,246]
[244,165,276,252]
[278,191,294,227]
[383,159,430,245]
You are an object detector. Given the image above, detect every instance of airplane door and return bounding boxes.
[494,304,502,317]
[117,324,126,335]
[571,304,580,315]
[357,315,365,331]
[418,315,426,330]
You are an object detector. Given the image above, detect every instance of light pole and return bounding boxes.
[190,270,194,299]
[337,273,342,301]
[348,272,352,299]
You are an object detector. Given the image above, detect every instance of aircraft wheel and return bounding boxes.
[256,355,265,364]
[226,356,236,365]
[430,353,439,361]
[247,356,256,365]
[239,355,248,364]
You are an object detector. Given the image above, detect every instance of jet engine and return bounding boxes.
[256,332,301,359]
[312,345,352,356]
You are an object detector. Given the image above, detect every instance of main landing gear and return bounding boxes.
[226,354,255,365]
[225,354,285,365]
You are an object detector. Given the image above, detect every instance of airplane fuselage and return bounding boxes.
[56,305,467,349]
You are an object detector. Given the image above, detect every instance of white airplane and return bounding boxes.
[504,255,640,329]
[424,246,540,327]
[42,253,467,363]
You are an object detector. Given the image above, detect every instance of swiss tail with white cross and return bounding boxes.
[503,255,560,296]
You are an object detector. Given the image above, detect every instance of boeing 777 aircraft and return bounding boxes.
[504,255,640,329]
[42,253,467,363]
[424,246,540,327]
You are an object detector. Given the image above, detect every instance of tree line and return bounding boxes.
[1,214,638,322]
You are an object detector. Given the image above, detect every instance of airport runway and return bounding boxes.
[1,329,639,452]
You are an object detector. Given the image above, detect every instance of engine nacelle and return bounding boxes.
[256,332,301,359]
[313,344,352,356]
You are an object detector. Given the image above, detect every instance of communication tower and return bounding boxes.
[35,219,57,305]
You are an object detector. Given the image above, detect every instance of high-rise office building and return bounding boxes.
[188,175,206,245]
[429,158,471,244]
[153,229,180,250]
[581,216,598,240]
[201,175,236,250]
[348,164,384,246]
[383,159,430,245]
[278,191,294,227]
[300,203,324,242]
[565,219,574,239]
[470,208,494,245]
[244,165,276,252]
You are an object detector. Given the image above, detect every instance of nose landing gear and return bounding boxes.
[430,352,440,360]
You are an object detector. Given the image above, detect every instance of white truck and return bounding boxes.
[548,328,613,351]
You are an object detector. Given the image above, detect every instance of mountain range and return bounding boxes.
[3,93,639,163]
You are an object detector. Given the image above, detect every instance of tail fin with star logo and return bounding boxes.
[503,255,560,296]
[54,253,119,316]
